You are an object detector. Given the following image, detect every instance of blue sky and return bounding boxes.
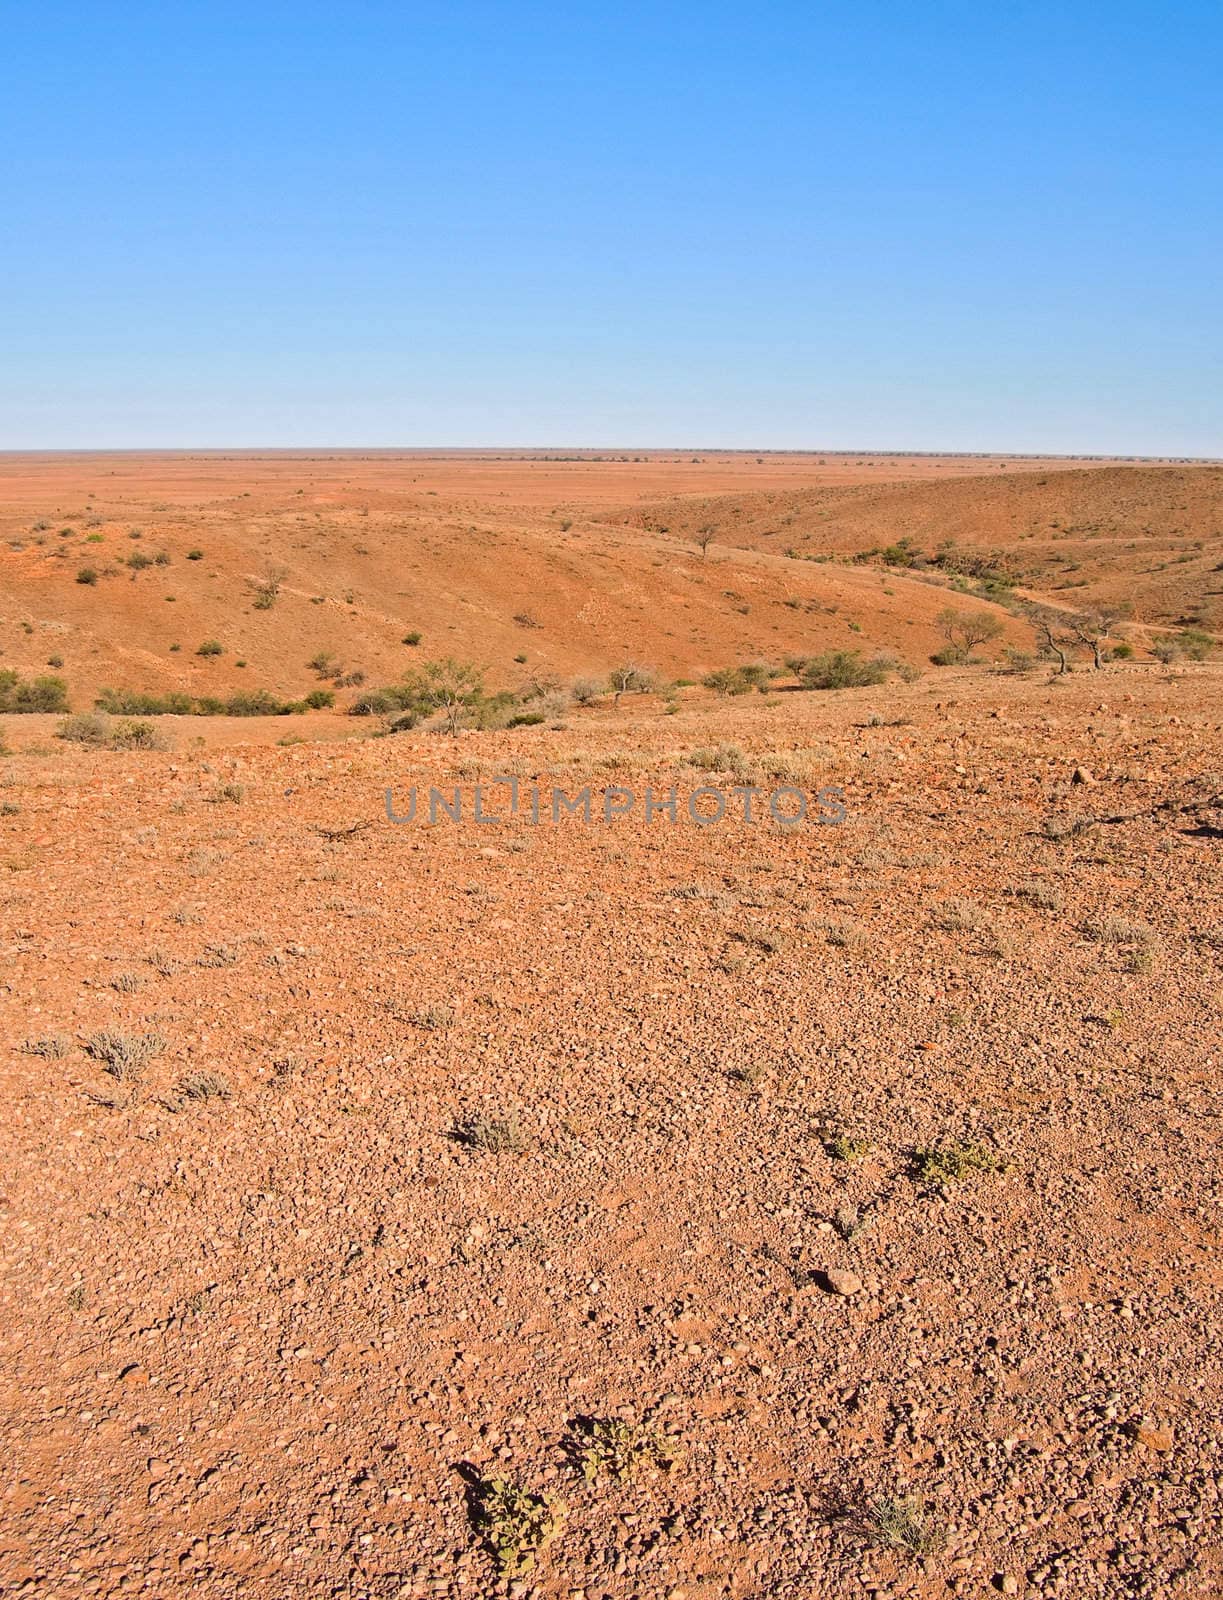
[2,2,1219,452]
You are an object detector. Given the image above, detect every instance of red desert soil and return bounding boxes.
[0,453,1221,1600]
[1,452,1218,706]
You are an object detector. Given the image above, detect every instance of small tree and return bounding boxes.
[1069,605,1129,669]
[402,657,486,734]
[1032,615,1073,674]
[695,524,716,561]
[934,607,1004,664]
[608,661,656,704]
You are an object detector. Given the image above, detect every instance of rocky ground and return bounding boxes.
[1,663,1221,1599]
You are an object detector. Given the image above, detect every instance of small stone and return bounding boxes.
[147,1459,170,1480]
[1072,766,1095,785]
[820,1268,863,1297]
[1134,1425,1174,1452]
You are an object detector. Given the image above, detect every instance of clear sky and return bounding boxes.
[2,1,1220,453]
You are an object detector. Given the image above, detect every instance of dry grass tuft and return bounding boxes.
[84,1031,166,1081]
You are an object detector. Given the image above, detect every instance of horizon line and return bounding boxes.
[1,445,1219,463]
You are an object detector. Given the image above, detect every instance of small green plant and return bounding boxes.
[186,548,203,560]
[567,1416,680,1481]
[912,1143,1006,1188]
[76,566,99,585]
[470,1476,564,1577]
[207,782,245,804]
[826,1133,871,1162]
[402,631,422,646]
[197,639,224,657]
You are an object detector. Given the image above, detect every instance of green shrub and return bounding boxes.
[1178,627,1214,661]
[110,718,160,749]
[224,690,298,716]
[703,663,772,696]
[351,658,487,733]
[96,688,194,715]
[0,673,70,713]
[57,712,109,745]
[788,650,888,690]
[76,567,99,585]
[305,688,335,709]
[197,639,224,657]
[58,713,160,750]
[349,687,407,716]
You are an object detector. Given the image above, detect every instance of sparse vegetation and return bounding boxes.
[858,1493,945,1557]
[57,712,160,749]
[566,1416,679,1480]
[787,650,890,690]
[409,1003,455,1030]
[83,1031,166,1081]
[0,670,70,713]
[912,1143,1007,1188]
[826,1132,871,1162]
[22,1035,71,1059]
[470,1476,565,1578]
[703,662,772,696]
[458,1112,526,1152]
[249,565,287,609]
[177,1071,232,1101]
